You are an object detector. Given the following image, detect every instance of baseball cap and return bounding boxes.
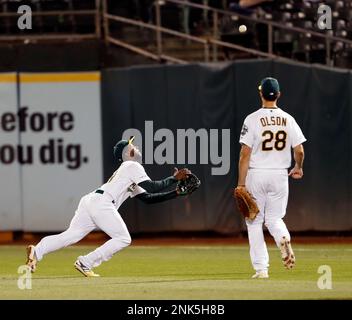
[113,136,135,161]
[259,77,280,100]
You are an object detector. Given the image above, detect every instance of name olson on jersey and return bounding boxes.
[260,116,287,127]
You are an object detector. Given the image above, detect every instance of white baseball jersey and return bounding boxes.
[239,107,306,169]
[98,160,150,209]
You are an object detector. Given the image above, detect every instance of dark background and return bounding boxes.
[101,59,352,234]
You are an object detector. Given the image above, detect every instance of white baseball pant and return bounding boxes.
[245,169,290,272]
[34,192,131,269]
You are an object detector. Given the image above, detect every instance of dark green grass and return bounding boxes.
[0,244,351,299]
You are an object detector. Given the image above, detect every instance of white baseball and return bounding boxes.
[239,25,247,33]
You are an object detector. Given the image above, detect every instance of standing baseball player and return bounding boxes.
[26,137,195,277]
[237,77,306,279]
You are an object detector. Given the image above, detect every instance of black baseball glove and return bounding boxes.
[176,173,201,196]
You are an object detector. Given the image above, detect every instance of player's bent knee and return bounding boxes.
[121,235,132,247]
[264,219,284,230]
[110,233,131,247]
[62,230,86,247]
[265,219,290,240]
[109,236,131,253]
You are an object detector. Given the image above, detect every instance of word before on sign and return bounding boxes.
[0,107,74,132]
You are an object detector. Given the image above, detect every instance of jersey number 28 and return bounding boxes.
[262,130,287,151]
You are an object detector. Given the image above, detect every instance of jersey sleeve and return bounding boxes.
[130,185,147,198]
[129,162,151,185]
[239,117,254,148]
[290,119,307,147]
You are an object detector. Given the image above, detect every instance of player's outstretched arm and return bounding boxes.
[136,190,178,204]
[138,168,191,193]
[136,170,200,203]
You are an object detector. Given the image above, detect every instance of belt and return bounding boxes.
[95,189,115,204]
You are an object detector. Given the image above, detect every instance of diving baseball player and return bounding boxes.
[26,137,193,277]
[237,77,306,279]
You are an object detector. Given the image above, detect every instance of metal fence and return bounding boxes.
[103,0,352,66]
[0,0,101,42]
[1,0,351,67]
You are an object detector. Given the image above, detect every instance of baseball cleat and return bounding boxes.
[252,270,269,279]
[74,260,100,277]
[26,245,37,273]
[280,236,295,269]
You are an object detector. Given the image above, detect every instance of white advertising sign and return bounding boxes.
[19,72,103,231]
[0,73,22,230]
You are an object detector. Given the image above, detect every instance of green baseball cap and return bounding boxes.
[113,136,135,161]
[259,77,280,100]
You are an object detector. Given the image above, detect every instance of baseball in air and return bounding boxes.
[239,25,247,33]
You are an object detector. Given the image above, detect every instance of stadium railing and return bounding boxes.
[0,0,101,42]
[103,0,352,66]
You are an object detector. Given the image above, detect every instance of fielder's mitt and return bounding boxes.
[176,173,201,196]
[234,187,259,221]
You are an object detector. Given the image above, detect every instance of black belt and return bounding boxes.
[95,189,115,204]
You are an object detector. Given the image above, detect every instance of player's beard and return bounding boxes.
[132,149,143,164]
[123,147,142,164]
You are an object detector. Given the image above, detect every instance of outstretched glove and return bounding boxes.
[176,173,201,196]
